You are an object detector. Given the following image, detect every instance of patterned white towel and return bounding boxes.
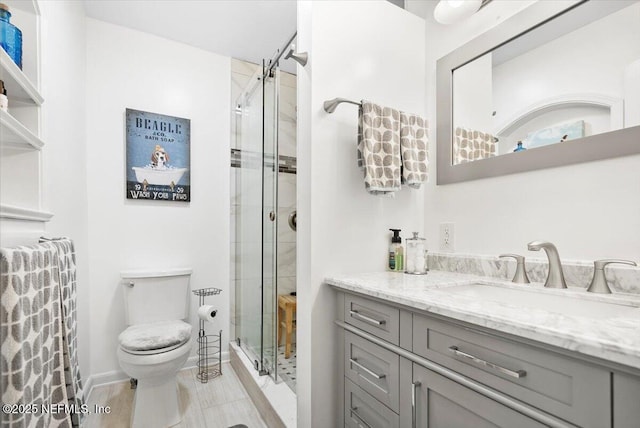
[453,127,496,164]
[357,100,402,195]
[1,244,71,428]
[40,238,85,428]
[400,112,429,188]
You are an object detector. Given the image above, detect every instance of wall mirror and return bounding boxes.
[436,0,640,184]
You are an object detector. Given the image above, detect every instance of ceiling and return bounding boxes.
[83,0,298,73]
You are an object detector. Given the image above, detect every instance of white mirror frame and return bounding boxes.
[436,0,640,185]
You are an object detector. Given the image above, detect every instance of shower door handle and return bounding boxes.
[269,211,276,221]
[288,210,297,231]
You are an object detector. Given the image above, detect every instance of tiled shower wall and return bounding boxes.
[230,58,297,336]
[276,70,298,298]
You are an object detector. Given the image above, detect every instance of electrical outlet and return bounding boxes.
[439,223,455,253]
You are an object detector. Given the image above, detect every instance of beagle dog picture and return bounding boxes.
[151,144,170,168]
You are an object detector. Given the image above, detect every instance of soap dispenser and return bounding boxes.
[388,229,404,272]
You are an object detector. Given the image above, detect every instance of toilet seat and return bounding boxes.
[119,320,192,355]
[120,338,188,356]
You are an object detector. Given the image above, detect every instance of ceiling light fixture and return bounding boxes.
[434,0,493,25]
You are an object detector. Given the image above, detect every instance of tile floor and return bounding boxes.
[83,363,266,428]
[276,345,296,392]
[263,344,297,393]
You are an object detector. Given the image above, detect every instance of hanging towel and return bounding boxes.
[357,100,402,195]
[399,112,429,188]
[40,238,85,428]
[453,126,497,164]
[1,244,72,428]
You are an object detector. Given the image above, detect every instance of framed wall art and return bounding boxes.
[125,108,191,202]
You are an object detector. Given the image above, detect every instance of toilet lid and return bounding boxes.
[119,320,192,354]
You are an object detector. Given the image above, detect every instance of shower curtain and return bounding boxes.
[0,238,84,428]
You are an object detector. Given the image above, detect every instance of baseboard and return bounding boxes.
[83,370,125,403]
[85,352,230,402]
[83,376,94,402]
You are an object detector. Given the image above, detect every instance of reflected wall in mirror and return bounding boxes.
[437,0,640,183]
[452,1,639,165]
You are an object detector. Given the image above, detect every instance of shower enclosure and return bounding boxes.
[231,34,297,389]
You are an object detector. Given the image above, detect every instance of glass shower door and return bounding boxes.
[234,61,279,381]
[235,66,265,368]
[261,64,279,380]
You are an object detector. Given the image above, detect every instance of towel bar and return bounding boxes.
[323,97,362,113]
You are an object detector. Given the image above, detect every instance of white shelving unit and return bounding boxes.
[0,204,53,222]
[0,0,52,236]
[0,109,44,150]
[0,47,43,105]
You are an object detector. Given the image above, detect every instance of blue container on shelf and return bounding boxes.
[0,3,22,69]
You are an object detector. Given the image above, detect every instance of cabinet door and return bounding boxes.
[613,373,640,428]
[412,364,546,428]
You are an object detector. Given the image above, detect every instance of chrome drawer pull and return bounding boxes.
[449,346,527,379]
[349,310,386,326]
[411,381,421,428]
[350,407,373,428]
[349,358,386,379]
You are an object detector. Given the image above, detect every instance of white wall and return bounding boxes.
[85,19,231,378]
[40,0,90,380]
[625,59,640,127]
[297,1,425,426]
[424,1,640,262]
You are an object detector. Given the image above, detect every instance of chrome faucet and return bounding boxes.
[527,241,567,289]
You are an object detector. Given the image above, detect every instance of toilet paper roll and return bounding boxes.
[197,305,217,322]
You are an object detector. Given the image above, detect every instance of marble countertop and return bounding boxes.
[326,270,640,370]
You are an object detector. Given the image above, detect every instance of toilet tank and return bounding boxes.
[120,268,192,325]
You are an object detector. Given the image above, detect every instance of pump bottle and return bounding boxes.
[388,229,404,272]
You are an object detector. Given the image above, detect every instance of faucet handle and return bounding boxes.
[499,254,530,284]
[593,259,637,270]
[587,259,637,294]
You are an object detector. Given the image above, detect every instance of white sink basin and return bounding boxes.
[445,283,639,319]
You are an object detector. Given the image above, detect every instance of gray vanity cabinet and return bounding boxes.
[336,290,640,428]
[411,363,546,428]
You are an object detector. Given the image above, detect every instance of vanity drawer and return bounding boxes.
[345,378,399,428]
[413,314,611,428]
[345,293,399,345]
[345,331,400,412]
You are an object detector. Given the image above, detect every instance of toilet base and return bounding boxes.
[117,339,192,428]
[131,376,181,428]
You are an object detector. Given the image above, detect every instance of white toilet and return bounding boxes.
[117,268,193,428]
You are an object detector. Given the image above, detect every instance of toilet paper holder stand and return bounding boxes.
[193,287,223,383]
